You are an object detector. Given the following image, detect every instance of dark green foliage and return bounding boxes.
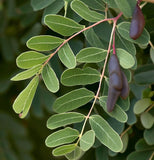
[1,0,154,160]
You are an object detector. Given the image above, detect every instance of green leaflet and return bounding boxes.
[16,51,49,69]
[134,64,154,85]
[11,64,42,81]
[65,146,85,160]
[99,96,128,123]
[80,130,95,151]
[47,112,85,130]
[134,98,152,114]
[13,76,39,118]
[26,35,64,51]
[53,88,94,113]
[45,14,85,36]
[42,64,59,93]
[144,126,154,145]
[115,0,136,17]
[127,139,154,160]
[126,99,137,125]
[122,69,132,83]
[45,127,79,148]
[93,21,112,43]
[95,145,108,160]
[81,0,105,11]
[117,96,130,111]
[71,0,104,22]
[127,150,154,160]
[52,144,77,156]
[42,1,64,23]
[89,115,123,152]
[76,47,107,63]
[150,47,154,63]
[31,0,56,11]
[115,48,135,69]
[115,31,137,70]
[140,112,154,129]
[117,22,150,46]
[102,0,117,8]
[58,43,76,69]
[135,139,153,151]
[107,117,125,135]
[116,30,136,56]
[84,28,105,49]
[120,133,129,153]
[61,67,100,86]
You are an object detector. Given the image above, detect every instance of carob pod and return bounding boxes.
[107,54,129,112]
[129,3,145,40]
[107,54,123,112]
[120,71,129,99]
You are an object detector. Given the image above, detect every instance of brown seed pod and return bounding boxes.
[107,55,129,112]
[107,54,123,112]
[129,3,145,40]
[107,87,121,112]
[120,71,129,99]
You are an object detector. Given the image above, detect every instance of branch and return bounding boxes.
[120,125,132,138]
[42,15,122,67]
[149,41,154,49]
[76,12,123,144]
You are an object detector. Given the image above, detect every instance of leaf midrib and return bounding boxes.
[56,95,93,111]
[46,20,82,29]
[62,73,100,81]
[90,118,117,147]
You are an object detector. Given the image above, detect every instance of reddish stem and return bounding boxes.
[76,12,123,143]
[43,12,123,67]
[111,12,123,55]
[112,27,116,54]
